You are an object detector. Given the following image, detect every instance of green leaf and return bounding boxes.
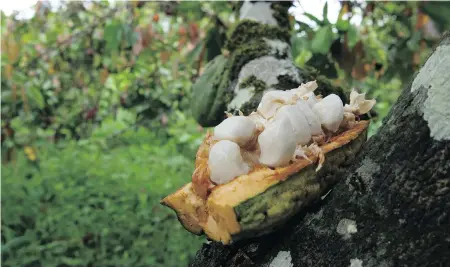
[123,24,138,47]
[347,25,359,49]
[117,108,136,125]
[322,2,329,24]
[186,41,204,64]
[10,117,24,130]
[1,90,12,103]
[41,241,68,254]
[384,2,403,14]
[336,19,350,31]
[290,35,310,59]
[28,87,45,109]
[61,257,85,266]
[303,13,323,25]
[296,21,312,31]
[311,25,334,54]
[1,236,31,254]
[407,31,421,51]
[104,22,122,52]
[294,50,313,68]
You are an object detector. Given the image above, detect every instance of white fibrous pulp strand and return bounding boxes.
[344,89,377,115]
[289,80,318,97]
[257,90,297,119]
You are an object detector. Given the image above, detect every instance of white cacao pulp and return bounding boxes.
[213,116,257,147]
[344,89,376,115]
[257,90,297,119]
[258,115,297,167]
[208,140,250,184]
[303,92,320,109]
[247,111,266,131]
[273,105,312,145]
[208,80,376,184]
[289,80,318,97]
[312,94,344,133]
[295,100,323,136]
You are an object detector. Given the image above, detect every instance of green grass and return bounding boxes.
[1,127,204,267]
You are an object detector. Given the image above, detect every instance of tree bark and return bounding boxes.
[190,1,346,127]
[190,2,450,267]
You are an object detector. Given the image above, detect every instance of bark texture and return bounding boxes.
[189,6,450,267]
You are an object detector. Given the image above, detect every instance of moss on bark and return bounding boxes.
[270,2,292,28]
[226,20,290,52]
[237,75,268,115]
[239,75,267,90]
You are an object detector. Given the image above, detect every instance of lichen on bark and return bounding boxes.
[410,38,450,140]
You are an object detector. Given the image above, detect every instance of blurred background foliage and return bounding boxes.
[1,1,449,266]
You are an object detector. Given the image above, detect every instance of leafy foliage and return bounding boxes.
[290,1,449,135]
[1,1,230,151]
[2,123,205,267]
[1,1,232,266]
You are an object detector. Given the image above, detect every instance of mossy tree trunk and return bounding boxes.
[190,1,345,127]
[190,1,450,266]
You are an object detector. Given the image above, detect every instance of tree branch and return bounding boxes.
[190,31,450,267]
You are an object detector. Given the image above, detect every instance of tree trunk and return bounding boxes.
[190,2,450,267]
[190,1,346,127]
